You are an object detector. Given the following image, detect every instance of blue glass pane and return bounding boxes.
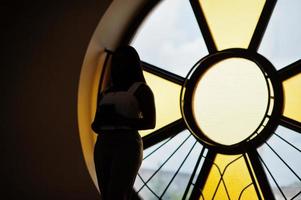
[131,0,208,77]
[259,0,301,70]
[258,126,301,199]
[135,130,206,199]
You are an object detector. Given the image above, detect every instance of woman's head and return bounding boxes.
[111,45,145,90]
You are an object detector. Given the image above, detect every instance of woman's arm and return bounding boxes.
[91,91,126,132]
[134,84,156,130]
[92,84,156,132]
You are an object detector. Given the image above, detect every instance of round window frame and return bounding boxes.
[181,48,284,154]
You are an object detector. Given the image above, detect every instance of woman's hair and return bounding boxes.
[110,45,146,90]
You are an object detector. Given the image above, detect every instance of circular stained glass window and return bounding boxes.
[181,49,283,154]
[97,0,301,199]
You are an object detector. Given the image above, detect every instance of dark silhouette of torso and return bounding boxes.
[92,45,156,200]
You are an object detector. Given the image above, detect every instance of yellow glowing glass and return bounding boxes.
[139,71,182,137]
[283,73,301,123]
[199,0,265,50]
[193,58,269,145]
[201,154,259,199]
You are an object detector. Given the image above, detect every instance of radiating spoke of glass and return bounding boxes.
[201,154,260,199]
[159,141,198,198]
[143,135,176,161]
[259,0,301,70]
[182,147,207,200]
[139,143,191,194]
[142,61,185,85]
[278,59,301,82]
[139,71,182,137]
[197,0,265,50]
[280,116,301,135]
[135,131,206,199]
[283,73,301,123]
[131,0,208,77]
[258,126,301,199]
[143,119,186,149]
[257,153,286,200]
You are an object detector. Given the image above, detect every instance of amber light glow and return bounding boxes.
[199,0,265,50]
[283,73,301,123]
[201,154,261,199]
[78,0,301,199]
[192,58,269,145]
[140,71,182,137]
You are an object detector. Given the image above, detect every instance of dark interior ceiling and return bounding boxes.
[1,1,112,199]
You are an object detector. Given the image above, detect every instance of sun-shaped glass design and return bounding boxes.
[100,0,301,199]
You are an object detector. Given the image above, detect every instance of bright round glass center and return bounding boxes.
[192,58,269,145]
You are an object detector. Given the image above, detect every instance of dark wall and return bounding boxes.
[1,1,111,199]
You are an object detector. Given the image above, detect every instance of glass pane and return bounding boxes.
[213,183,228,200]
[258,126,301,199]
[201,154,259,199]
[140,71,182,137]
[192,58,269,145]
[135,131,206,199]
[199,0,265,50]
[131,0,208,77]
[259,0,301,70]
[283,73,301,123]
[240,185,260,200]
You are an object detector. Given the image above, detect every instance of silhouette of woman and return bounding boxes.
[92,45,156,200]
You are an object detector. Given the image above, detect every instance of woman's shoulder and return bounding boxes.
[136,82,152,92]
[134,82,153,97]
